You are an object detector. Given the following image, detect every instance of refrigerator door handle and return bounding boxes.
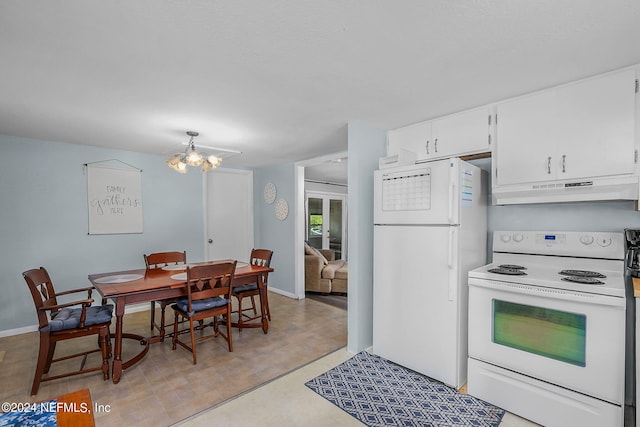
[448,227,456,301]
[448,160,457,224]
[448,183,455,224]
[448,228,454,269]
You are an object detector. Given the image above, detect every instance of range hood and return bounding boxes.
[492,174,640,205]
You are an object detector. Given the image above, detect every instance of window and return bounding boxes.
[309,214,323,237]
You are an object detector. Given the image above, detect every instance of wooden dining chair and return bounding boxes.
[23,267,113,395]
[233,249,273,331]
[144,251,186,341]
[171,261,236,364]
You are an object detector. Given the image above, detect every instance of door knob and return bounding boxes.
[208,239,213,244]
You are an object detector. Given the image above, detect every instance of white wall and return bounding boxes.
[347,121,387,353]
[253,163,297,296]
[0,135,205,333]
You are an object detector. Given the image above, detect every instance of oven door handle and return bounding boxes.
[468,278,626,308]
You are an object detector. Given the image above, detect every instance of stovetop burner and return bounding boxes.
[559,269,606,278]
[498,264,526,270]
[561,276,605,285]
[488,267,527,276]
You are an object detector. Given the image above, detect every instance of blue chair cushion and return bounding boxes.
[47,304,113,332]
[173,297,230,316]
[233,283,258,294]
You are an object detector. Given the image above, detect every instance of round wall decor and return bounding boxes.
[275,198,289,220]
[264,182,277,204]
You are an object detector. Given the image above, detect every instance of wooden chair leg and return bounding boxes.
[106,330,112,359]
[172,311,179,350]
[250,295,257,315]
[44,341,56,374]
[189,318,197,365]
[150,301,156,331]
[97,330,112,358]
[236,295,244,330]
[99,329,110,380]
[226,310,233,352]
[31,332,50,396]
[159,300,168,342]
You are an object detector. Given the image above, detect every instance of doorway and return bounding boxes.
[306,192,346,260]
[293,151,348,299]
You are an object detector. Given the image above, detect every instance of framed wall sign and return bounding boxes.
[86,162,143,234]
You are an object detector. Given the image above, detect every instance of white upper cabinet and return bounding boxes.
[387,120,432,159]
[495,90,558,184]
[387,106,491,162]
[430,106,492,160]
[556,69,636,180]
[496,68,637,186]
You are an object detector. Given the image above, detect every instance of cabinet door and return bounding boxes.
[387,120,432,161]
[431,107,491,159]
[496,90,559,185]
[555,68,636,180]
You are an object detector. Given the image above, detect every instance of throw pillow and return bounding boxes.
[304,241,316,255]
[311,247,329,265]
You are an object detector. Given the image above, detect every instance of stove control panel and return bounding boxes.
[493,231,624,259]
[580,235,595,245]
[535,233,566,245]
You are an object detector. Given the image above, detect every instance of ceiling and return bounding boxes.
[1,1,640,170]
[305,157,348,185]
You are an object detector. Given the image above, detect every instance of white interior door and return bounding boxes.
[206,168,254,262]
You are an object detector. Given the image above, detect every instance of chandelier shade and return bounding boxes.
[166,131,236,173]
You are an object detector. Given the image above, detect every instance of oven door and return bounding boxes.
[468,278,626,405]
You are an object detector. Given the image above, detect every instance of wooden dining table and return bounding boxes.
[89,260,273,384]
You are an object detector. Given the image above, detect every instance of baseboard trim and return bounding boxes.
[268,287,298,299]
[0,324,38,338]
[0,302,150,338]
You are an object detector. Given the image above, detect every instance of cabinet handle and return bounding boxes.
[547,157,552,174]
[434,138,438,152]
[562,155,566,173]
[426,140,430,154]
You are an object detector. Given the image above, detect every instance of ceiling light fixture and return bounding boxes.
[166,131,240,173]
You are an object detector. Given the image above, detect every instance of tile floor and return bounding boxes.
[179,348,541,427]
[0,293,347,426]
[0,290,550,426]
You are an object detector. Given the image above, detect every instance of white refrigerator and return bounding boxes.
[372,158,487,389]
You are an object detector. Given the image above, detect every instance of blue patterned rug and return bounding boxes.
[305,351,505,427]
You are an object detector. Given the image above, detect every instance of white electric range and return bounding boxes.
[467,230,627,427]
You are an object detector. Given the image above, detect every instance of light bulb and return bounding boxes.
[201,160,213,172]
[166,155,180,169]
[186,150,203,166]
